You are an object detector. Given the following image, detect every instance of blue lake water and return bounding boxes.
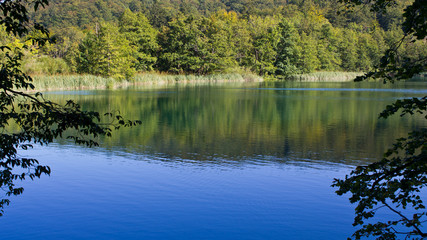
[2,81,427,239]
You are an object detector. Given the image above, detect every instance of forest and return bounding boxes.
[1,0,425,79]
[1,0,427,238]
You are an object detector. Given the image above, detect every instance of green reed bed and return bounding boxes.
[132,72,263,85]
[410,73,427,82]
[30,72,263,91]
[31,75,119,91]
[288,72,364,82]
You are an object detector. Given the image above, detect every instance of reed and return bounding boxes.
[410,73,427,82]
[30,71,382,92]
[31,75,119,91]
[288,72,365,82]
[132,72,262,85]
[30,72,263,91]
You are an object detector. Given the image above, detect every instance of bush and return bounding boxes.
[23,55,70,75]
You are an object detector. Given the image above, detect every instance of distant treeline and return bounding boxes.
[1,0,424,79]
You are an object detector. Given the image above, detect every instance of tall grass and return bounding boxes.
[31,75,119,91]
[30,71,385,92]
[132,72,263,85]
[30,72,263,91]
[288,72,365,82]
[410,73,427,82]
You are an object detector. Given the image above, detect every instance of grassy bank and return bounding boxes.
[288,72,365,82]
[31,72,264,91]
[29,71,375,92]
[410,73,427,82]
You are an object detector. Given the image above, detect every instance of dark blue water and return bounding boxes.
[3,145,355,240]
[2,81,427,239]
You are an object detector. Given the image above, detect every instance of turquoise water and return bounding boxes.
[2,81,427,239]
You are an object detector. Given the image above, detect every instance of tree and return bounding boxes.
[297,31,320,73]
[332,0,427,239]
[0,0,140,216]
[247,15,280,75]
[148,0,178,29]
[157,14,238,75]
[274,20,301,78]
[157,15,208,74]
[119,10,159,72]
[317,23,342,71]
[339,28,359,71]
[77,22,136,79]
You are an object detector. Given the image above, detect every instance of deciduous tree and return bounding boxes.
[77,22,136,79]
[274,20,301,78]
[0,0,140,216]
[333,0,427,238]
[119,10,159,71]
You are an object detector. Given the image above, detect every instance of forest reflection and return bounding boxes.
[46,81,427,165]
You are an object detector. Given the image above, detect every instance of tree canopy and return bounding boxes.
[0,0,140,216]
[13,0,422,79]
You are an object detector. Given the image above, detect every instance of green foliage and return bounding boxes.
[77,22,136,79]
[333,0,427,239]
[339,28,359,71]
[30,0,127,28]
[333,97,427,239]
[147,0,180,29]
[22,0,416,78]
[247,15,280,75]
[274,20,301,78]
[119,10,159,71]
[317,24,342,71]
[216,11,251,68]
[157,14,239,74]
[297,32,320,73]
[0,0,140,216]
[352,0,426,82]
[157,15,207,74]
[208,10,244,71]
[23,55,70,75]
[41,27,85,72]
[8,0,416,79]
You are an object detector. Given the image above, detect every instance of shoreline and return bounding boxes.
[29,71,367,92]
[30,73,264,92]
[287,72,364,82]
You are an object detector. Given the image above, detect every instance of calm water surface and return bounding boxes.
[2,81,427,239]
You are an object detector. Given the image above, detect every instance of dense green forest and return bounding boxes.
[1,0,425,79]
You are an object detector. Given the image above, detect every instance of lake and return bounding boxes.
[2,81,427,239]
